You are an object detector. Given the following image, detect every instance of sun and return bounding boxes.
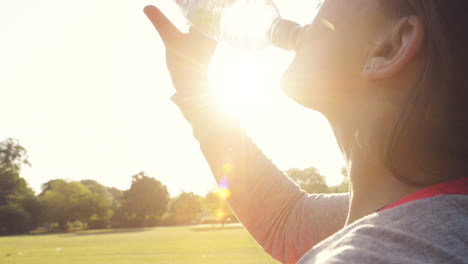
[208,45,282,118]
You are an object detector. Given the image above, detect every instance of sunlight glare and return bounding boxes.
[209,45,279,118]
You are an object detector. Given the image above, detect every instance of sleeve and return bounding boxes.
[172,92,349,264]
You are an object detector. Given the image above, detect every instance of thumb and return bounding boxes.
[144,5,182,47]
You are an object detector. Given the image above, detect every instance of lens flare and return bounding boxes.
[216,209,225,219]
[216,177,231,199]
[216,188,231,199]
[223,163,233,174]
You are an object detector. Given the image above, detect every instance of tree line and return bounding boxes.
[0,138,347,236]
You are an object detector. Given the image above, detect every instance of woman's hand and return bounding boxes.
[144,5,217,93]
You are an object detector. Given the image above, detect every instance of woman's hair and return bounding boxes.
[379,0,468,185]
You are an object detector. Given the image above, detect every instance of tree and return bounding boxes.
[286,167,329,194]
[107,187,124,206]
[166,192,203,225]
[39,179,62,196]
[107,187,124,228]
[0,138,30,175]
[80,180,114,229]
[0,138,39,235]
[201,190,236,227]
[330,167,350,193]
[118,172,169,227]
[0,138,31,206]
[40,179,109,231]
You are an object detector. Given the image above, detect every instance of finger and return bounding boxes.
[144,5,181,47]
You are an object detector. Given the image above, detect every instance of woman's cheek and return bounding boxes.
[280,50,358,113]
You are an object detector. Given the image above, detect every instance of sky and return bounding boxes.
[0,0,345,196]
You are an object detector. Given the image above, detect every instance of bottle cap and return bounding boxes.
[271,19,302,51]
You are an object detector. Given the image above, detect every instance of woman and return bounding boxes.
[143,0,468,263]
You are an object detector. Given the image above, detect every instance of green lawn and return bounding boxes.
[0,225,280,264]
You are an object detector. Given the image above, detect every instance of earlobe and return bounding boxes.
[362,15,425,81]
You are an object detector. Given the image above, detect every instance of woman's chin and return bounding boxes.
[281,83,343,115]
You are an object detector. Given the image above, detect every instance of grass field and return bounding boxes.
[0,225,280,264]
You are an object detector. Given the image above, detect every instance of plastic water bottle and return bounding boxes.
[174,0,302,50]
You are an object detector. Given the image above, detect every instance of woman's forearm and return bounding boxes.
[172,92,349,264]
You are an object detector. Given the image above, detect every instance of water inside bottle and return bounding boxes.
[175,0,280,50]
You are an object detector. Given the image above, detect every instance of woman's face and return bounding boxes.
[282,0,385,115]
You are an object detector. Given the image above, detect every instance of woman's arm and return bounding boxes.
[144,6,349,263]
[172,93,349,264]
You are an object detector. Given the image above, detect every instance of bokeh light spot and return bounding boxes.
[216,177,231,199]
[223,163,233,174]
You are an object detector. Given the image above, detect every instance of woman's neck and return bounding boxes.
[326,105,424,225]
[344,147,424,225]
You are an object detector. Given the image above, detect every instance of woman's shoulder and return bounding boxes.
[298,195,468,264]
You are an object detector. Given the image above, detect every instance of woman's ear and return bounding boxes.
[362,15,425,80]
